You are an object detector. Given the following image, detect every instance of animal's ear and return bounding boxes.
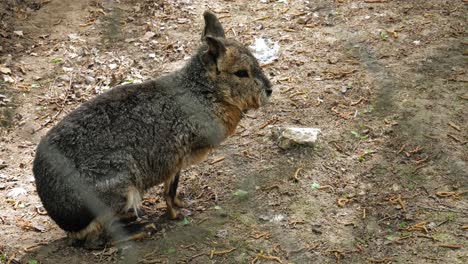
[202,11,225,39]
[201,35,226,67]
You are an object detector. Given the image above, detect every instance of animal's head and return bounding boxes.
[200,11,273,111]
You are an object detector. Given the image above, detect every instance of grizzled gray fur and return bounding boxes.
[33,11,272,246]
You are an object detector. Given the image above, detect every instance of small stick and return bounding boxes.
[292,168,302,182]
[281,86,295,94]
[250,232,270,239]
[210,248,236,259]
[448,122,461,131]
[397,144,406,154]
[362,208,367,219]
[24,242,50,252]
[337,198,350,207]
[210,157,225,165]
[350,97,364,106]
[255,252,282,263]
[391,195,406,211]
[259,117,278,129]
[253,16,270,22]
[436,191,467,199]
[447,134,461,142]
[317,185,335,192]
[439,244,463,249]
[187,252,205,262]
[367,257,393,263]
[289,220,305,227]
[414,156,429,165]
[289,91,305,98]
[262,185,279,191]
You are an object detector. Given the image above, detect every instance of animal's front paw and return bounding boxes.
[167,207,180,220]
[174,196,188,208]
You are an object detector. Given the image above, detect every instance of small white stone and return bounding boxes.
[270,126,321,149]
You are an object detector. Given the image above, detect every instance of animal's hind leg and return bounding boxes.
[163,171,183,219]
[169,171,187,208]
[118,186,144,223]
[67,212,114,249]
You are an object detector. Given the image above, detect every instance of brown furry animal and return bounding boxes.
[33,11,272,246]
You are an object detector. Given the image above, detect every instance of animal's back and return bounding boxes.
[33,75,222,232]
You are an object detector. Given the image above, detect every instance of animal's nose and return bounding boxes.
[265,88,273,97]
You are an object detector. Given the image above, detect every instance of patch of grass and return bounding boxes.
[379,31,389,41]
[50,58,63,64]
[351,130,369,140]
[398,221,408,229]
[357,150,375,162]
[166,247,177,255]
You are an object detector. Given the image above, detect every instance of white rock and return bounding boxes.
[7,187,27,198]
[249,38,280,65]
[270,214,286,223]
[270,126,321,150]
[3,75,15,83]
[0,67,11,74]
[68,33,80,41]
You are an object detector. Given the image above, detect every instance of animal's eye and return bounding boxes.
[234,70,249,78]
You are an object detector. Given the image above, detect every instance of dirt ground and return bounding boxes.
[0,0,467,263]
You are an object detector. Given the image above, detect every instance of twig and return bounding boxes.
[448,122,461,132]
[289,91,305,98]
[250,231,271,239]
[388,195,406,211]
[281,86,295,94]
[447,134,467,144]
[439,244,463,249]
[252,252,282,263]
[262,185,280,191]
[23,242,50,252]
[406,221,428,233]
[210,248,236,259]
[292,168,302,182]
[337,198,351,207]
[210,157,225,165]
[368,257,394,263]
[436,191,467,199]
[317,185,335,192]
[186,252,205,262]
[350,97,365,106]
[259,116,278,129]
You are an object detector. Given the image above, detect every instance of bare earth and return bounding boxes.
[0,0,467,263]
